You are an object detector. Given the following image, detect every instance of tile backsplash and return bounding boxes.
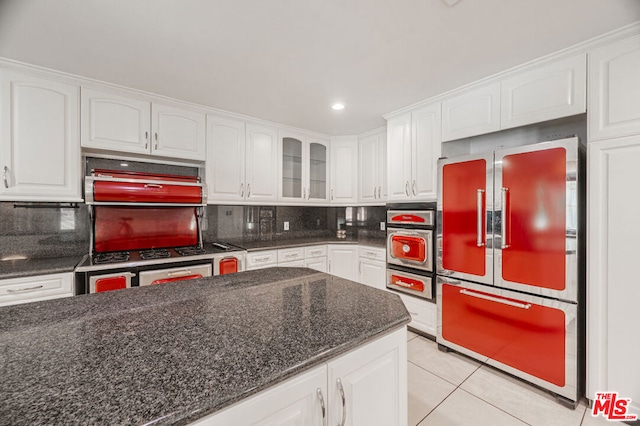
[0,201,386,259]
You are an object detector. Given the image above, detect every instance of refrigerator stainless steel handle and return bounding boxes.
[7,285,43,293]
[337,378,346,426]
[460,288,531,309]
[412,180,417,196]
[405,181,409,196]
[240,183,244,197]
[501,187,510,249]
[316,388,327,426]
[3,166,8,188]
[477,189,485,247]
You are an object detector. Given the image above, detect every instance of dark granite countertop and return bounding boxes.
[0,267,409,426]
[234,235,386,251]
[0,255,85,280]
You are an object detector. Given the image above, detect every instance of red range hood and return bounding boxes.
[85,169,208,206]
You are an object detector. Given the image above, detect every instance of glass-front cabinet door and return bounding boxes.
[308,141,328,201]
[281,137,303,200]
[279,133,329,203]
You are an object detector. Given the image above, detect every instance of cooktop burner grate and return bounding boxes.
[139,249,171,260]
[174,246,207,256]
[93,251,130,264]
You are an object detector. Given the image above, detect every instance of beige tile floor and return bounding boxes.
[407,331,615,426]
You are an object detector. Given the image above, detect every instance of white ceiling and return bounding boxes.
[1,0,639,136]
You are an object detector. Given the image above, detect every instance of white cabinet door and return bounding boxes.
[305,257,328,273]
[331,138,358,204]
[501,54,586,129]
[81,87,150,155]
[246,123,278,202]
[589,34,640,141]
[358,258,386,291]
[386,113,412,201]
[442,82,500,142]
[279,132,305,202]
[194,365,327,426]
[398,293,436,337]
[328,328,407,426]
[0,70,81,201]
[308,138,330,203]
[328,245,358,281]
[358,131,385,204]
[587,134,640,414]
[206,115,246,203]
[151,103,206,161]
[0,272,74,306]
[411,103,441,201]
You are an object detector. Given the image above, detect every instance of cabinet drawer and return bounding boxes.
[358,246,386,262]
[304,245,327,258]
[278,259,305,268]
[277,247,305,263]
[398,293,436,337]
[0,272,74,306]
[246,250,278,269]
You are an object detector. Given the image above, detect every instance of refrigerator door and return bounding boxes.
[437,151,494,285]
[494,137,580,302]
[436,276,578,402]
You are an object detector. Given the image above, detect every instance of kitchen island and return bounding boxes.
[0,267,409,425]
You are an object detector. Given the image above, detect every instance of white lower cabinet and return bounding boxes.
[357,246,386,291]
[327,244,358,281]
[304,245,328,272]
[398,293,436,337]
[0,272,74,307]
[246,250,278,270]
[193,327,406,426]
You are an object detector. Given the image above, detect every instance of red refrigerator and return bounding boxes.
[436,137,584,405]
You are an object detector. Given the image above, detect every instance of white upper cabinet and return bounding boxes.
[589,34,640,141]
[245,123,278,202]
[206,116,246,202]
[501,54,586,129]
[207,116,278,204]
[0,69,81,201]
[442,83,500,142]
[330,137,358,204]
[279,132,329,203]
[151,103,206,161]
[81,87,150,155]
[387,103,441,202]
[81,87,206,161]
[411,104,441,200]
[358,130,386,204]
[386,113,412,201]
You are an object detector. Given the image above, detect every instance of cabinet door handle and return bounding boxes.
[373,186,377,199]
[3,166,8,189]
[359,261,362,274]
[477,189,485,247]
[154,132,158,150]
[328,260,331,272]
[412,180,417,196]
[405,181,409,196]
[240,183,244,197]
[145,131,149,149]
[377,186,381,199]
[316,388,327,426]
[247,183,251,198]
[331,189,334,201]
[303,187,306,200]
[337,378,346,426]
[307,187,310,200]
[7,285,43,293]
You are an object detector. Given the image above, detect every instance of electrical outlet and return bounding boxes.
[380,221,386,231]
[284,221,289,231]
[316,218,321,226]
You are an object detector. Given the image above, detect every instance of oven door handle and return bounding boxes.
[167,269,195,278]
[151,274,203,285]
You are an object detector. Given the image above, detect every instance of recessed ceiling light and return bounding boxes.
[331,103,345,111]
